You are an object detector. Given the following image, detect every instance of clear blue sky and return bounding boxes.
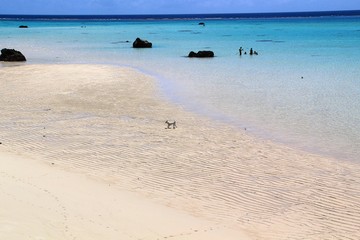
[1,0,359,15]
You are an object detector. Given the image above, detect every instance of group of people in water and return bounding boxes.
[239,47,258,56]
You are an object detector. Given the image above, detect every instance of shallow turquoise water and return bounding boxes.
[1,16,360,161]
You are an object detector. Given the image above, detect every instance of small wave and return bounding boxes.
[111,41,130,44]
[256,39,285,43]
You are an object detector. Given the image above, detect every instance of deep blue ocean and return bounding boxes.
[1,10,360,161]
[1,10,360,20]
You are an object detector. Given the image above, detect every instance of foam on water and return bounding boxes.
[1,14,360,161]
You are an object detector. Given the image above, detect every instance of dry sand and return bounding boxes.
[0,64,359,240]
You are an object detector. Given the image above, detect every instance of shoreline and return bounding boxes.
[1,63,360,239]
[133,64,357,164]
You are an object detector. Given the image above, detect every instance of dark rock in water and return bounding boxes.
[132,38,152,48]
[188,51,197,58]
[198,22,205,26]
[0,48,26,62]
[188,50,214,58]
[19,25,28,28]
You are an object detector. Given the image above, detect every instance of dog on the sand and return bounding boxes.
[165,120,177,129]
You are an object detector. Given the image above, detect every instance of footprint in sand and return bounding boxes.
[0,172,75,239]
[159,225,218,239]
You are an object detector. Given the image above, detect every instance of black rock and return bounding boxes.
[188,50,214,58]
[19,25,28,28]
[132,38,152,48]
[188,51,197,57]
[198,22,205,26]
[0,48,26,62]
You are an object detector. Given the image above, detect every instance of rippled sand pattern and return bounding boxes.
[0,64,359,240]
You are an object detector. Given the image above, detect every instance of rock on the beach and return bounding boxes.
[188,50,214,58]
[0,48,26,62]
[132,38,152,48]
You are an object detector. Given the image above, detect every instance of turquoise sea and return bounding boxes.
[1,12,360,162]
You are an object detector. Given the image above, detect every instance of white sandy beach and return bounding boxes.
[0,64,359,240]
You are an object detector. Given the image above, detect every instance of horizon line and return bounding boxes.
[1,9,360,16]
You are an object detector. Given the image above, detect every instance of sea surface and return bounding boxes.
[1,11,360,162]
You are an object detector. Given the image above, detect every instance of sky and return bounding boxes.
[0,0,359,15]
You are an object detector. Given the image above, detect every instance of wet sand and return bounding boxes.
[0,64,359,240]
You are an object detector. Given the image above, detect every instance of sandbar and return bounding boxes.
[0,64,359,240]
